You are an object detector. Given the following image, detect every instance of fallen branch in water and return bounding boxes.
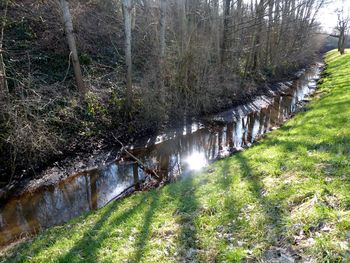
[104,178,143,206]
[104,172,161,206]
[113,136,160,180]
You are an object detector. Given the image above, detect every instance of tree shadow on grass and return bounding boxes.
[58,192,153,262]
[130,174,201,262]
[217,158,233,190]
[326,54,350,69]
[234,153,285,242]
[132,192,160,262]
[169,176,199,261]
[8,199,123,262]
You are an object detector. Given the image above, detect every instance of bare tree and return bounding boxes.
[336,9,349,55]
[159,0,167,102]
[59,0,86,94]
[122,0,133,111]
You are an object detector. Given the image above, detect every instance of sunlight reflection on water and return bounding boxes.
[185,152,207,171]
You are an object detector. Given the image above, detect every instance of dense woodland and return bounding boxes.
[0,0,327,185]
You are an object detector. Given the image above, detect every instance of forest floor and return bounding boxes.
[1,50,350,262]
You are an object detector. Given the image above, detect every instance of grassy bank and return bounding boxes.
[1,50,350,262]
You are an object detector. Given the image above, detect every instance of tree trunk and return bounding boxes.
[265,0,274,66]
[0,0,9,95]
[58,0,86,94]
[339,30,346,55]
[159,0,166,103]
[159,0,166,62]
[251,0,264,72]
[213,0,220,62]
[338,33,342,52]
[234,0,243,66]
[122,0,133,111]
[220,0,231,66]
[271,0,280,65]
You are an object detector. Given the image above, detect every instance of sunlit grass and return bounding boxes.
[1,49,350,262]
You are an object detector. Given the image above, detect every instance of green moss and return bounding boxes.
[79,53,92,66]
[7,19,37,41]
[1,50,350,262]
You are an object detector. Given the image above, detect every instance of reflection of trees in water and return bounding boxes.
[133,163,141,190]
[0,199,26,245]
[85,170,98,210]
[139,66,321,177]
[241,116,249,145]
[233,118,241,147]
[116,164,133,182]
[247,112,256,143]
[226,123,234,149]
[0,65,322,247]
[34,177,91,227]
[135,125,222,179]
[79,163,137,209]
[0,175,94,246]
[259,108,267,134]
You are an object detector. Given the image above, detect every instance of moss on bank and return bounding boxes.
[1,50,350,262]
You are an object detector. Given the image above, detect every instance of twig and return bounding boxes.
[61,52,72,83]
[113,136,160,180]
[104,179,144,206]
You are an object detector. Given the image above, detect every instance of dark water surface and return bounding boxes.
[0,63,323,247]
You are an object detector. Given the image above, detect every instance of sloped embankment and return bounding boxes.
[1,50,350,262]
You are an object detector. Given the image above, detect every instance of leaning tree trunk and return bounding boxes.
[122,0,133,112]
[58,0,86,94]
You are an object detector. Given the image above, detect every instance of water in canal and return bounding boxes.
[0,63,323,247]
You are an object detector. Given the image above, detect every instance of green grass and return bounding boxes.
[1,49,350,262]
